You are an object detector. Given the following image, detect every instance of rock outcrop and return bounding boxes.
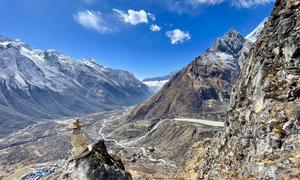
[62,140,132,180]
[197,0,300,179]
[62,120,132,180]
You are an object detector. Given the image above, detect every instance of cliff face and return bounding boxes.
[198,0,300,179]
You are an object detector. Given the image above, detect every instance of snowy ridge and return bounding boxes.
[246,17,268,43]
[0,37,149,93]
[0,36,152,126]
[238,17,268,68]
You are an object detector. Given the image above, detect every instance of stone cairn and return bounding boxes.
[70,119,89,159]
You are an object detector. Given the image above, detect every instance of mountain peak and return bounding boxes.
[212,29,245,56]
[223,29,242,39]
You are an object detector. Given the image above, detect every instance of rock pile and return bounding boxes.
[70,119,89,159]
[61,120,132,180]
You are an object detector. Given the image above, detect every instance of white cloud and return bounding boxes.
[150,24,161,32]
[232,0,275,8]
[74,10,112,33]
[166,29,191,44]
[113,9,155,25]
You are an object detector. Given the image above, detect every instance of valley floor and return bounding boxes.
[0,109,223,179]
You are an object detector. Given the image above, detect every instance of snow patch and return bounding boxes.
[143,80,169,92]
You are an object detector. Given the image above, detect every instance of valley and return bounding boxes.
[1,0,298,179]
[0,109,223,179]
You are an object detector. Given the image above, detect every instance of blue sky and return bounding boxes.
[0,0,274,79]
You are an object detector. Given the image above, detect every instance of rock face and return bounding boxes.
[127,30,249,121]
[0,36,151,137]
[62,140,132,180]
[197,0,300,179]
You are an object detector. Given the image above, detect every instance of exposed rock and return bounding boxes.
[148,146,155,153]
[59,118,132,180]
[61,140,132,180]
[197,0,300,179]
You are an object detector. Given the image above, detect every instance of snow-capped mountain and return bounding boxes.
[246,17,269,43]
[126,18,268,121]
[142,71,178,92]
[0,36,151,137]
[238,17,269,68]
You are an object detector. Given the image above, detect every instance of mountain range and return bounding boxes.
[126,20,267,122]
[0,37,151,137]
[1,1,294,178]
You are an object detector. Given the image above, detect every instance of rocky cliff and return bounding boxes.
[197,0,300,178]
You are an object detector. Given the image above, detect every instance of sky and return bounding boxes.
[0,0,275,79]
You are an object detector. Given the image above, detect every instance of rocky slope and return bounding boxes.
[197,0,300,178]
[127,27,265,121]
[0,37,151,137]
